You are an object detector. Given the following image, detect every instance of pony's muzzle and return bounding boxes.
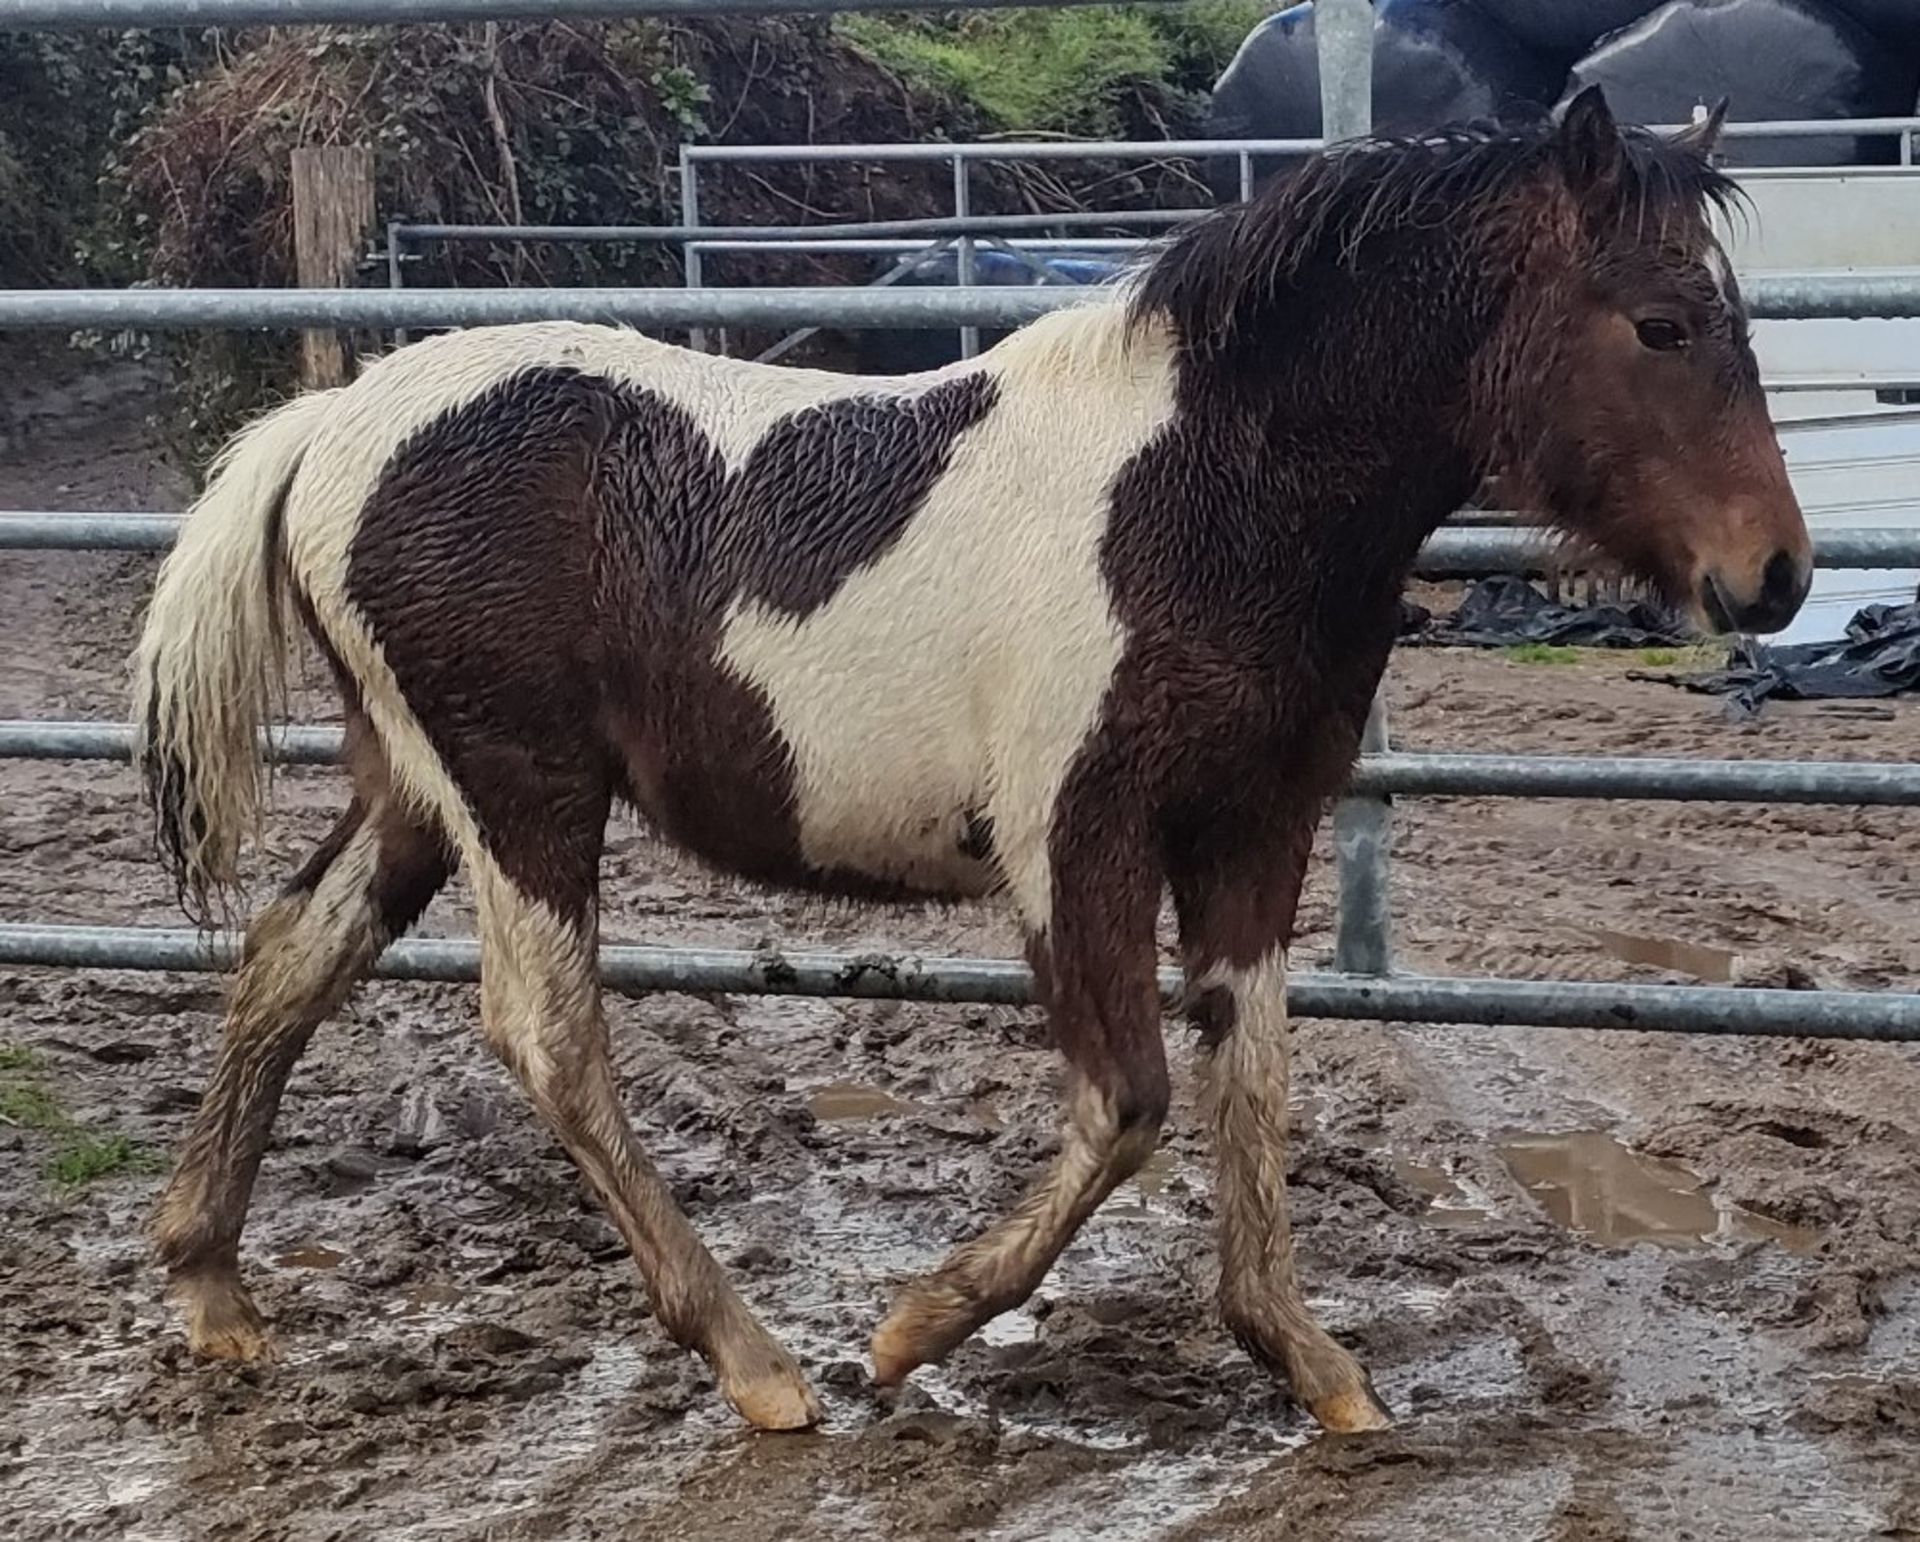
[1699,548,1811,637]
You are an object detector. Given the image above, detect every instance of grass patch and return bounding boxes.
[1503,643,1582,665]
[0,1045,164,1189]
[1635,643,1728,670]
[0,1041,42,1072]
[48,1134,165,1188]
[0,1081,66,1130]
[838,3,1273,135]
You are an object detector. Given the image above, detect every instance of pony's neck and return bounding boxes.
[1204,217,1520,617]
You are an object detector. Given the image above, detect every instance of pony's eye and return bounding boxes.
[1635,317,1689,353]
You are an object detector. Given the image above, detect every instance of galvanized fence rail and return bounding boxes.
[1,924,1916,1040]
[4,372,1920,1030]
[8,513,1920,573]
[11,718,1920,805]
[4,339,1920,1031]
[7,274,1920,332]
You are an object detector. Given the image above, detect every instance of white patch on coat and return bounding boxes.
[1206,949,1296,1299]
[468,853,599,1097]
[717,303,1180,925]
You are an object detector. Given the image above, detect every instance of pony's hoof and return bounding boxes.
[871,1264,990,1387]
[725,1370,823,1432]
[178,1274,277,1363]
[868,1317,920,1388]
[868,1292,971,1387]
[1308,1382,1393,1435]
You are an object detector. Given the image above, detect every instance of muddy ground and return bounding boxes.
[1,365,1917,1541]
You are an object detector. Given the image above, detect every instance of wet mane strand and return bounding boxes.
[1129,114,1745,359]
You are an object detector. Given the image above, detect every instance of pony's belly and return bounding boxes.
[783,762,1001,899]
[616,700,1000,901]
[713,602,1013,900]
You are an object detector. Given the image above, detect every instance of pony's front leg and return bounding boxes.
[870,807,1167,1384]
[1176,852,1392,1435]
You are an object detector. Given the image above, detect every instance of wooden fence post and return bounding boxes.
[291,146,375,389]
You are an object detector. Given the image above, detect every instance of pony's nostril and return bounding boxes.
[1706,551,1809,635]
[1699,574,1736,634]
[1761,549,1807,612]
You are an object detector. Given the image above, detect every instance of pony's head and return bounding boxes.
[1484,88,1809,635]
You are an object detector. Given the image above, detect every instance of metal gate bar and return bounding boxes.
[8,720,1920,804]
[3,273,1920,331]
[9,513,1920,572]
[2,924,1916,1040]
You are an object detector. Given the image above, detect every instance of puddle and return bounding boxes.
[1107,1147,1199,1216]
[966,1096,1007,1131]
[1591,926,1740,984]
[391,1282,466,1317]
[1501,1131,1821,1253]
[986,1447,1291,1542]
[805,1081,922,1122]
[1392,1155,1492,1228]
[1129,1147,1184,1199]
[276,1245,348,1270]
[1327,1096,1492,1230]
[1808,1372,1893,1394]
[978,1310,1041,1347]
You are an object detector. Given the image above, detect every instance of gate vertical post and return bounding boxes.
[680,145,708,353]
[1317,0,1394,976]
[953,153,979,360]
[290,145,375,388]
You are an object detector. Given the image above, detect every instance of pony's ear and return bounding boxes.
[1557,84,1626,195]
[1674,97,1730,158]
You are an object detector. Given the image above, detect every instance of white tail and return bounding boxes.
[131,389,340,920]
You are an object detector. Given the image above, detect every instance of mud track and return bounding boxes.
[1,375,1916,1540]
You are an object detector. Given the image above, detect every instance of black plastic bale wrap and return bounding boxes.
[852,248,1126,374]
[1205,0,1567,198]
[1566,0,1919,166]
[1824,0,1920,51]
[1469,0,1662,62]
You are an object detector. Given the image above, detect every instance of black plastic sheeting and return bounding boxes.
[1567,0,1919,166]
[1407,580,1920,710]
[1825,0,1920,49]
[1471,0,1660,61]
[1210,0,1920,189]
[1654,601,1920,710]
[1402,574,1693,647]
[1205,0,1564,198]
[851,246,1122,374]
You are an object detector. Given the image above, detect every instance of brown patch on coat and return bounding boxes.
[345,366,997,906]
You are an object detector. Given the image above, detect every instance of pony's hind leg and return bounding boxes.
[459,804,820,1431]
[870,797,1168,1383]
[152,786,450,1359]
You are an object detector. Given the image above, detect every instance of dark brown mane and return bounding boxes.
[1130,112,1745,359]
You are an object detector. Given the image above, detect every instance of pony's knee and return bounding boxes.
[1077,1062,1168,1180]
[472,876,602,1094]
[237,882,312,965]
